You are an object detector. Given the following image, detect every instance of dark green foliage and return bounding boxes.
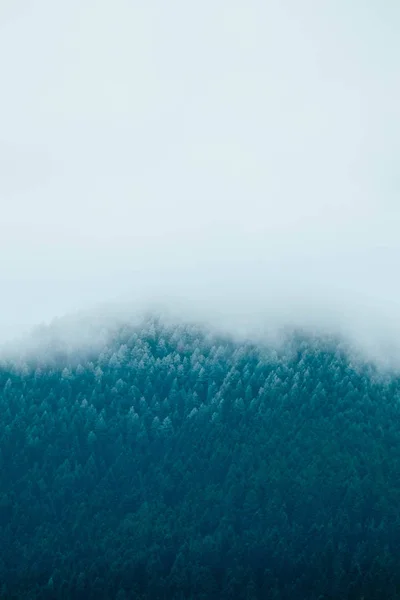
[1,318,400,598]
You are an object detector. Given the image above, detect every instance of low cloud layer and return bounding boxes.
[1,1,399,365]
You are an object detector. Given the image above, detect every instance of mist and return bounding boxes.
[1,0,399,365]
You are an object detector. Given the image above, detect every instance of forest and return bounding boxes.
[1,316,400,599]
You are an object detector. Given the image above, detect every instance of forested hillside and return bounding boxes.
[1,317,400,599]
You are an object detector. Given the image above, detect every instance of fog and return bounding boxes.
[1,1,399,364]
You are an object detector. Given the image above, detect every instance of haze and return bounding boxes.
[1,1,399,363]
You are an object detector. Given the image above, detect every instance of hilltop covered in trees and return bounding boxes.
[1,316,400,599]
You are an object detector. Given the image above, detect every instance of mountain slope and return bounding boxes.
[1,318,400,599]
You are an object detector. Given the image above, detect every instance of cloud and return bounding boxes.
[0,0,399,365]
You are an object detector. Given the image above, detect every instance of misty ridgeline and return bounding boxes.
[1,313,400,600]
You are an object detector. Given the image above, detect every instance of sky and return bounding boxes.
[1,1,400,361]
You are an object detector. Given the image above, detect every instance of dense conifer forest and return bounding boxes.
[1,316,400,599]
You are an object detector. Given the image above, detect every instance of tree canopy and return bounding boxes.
[1,317,400,599]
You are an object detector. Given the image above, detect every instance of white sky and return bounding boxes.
[1,1,400,358]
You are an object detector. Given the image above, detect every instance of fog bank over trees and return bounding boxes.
[1,0,399,365]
